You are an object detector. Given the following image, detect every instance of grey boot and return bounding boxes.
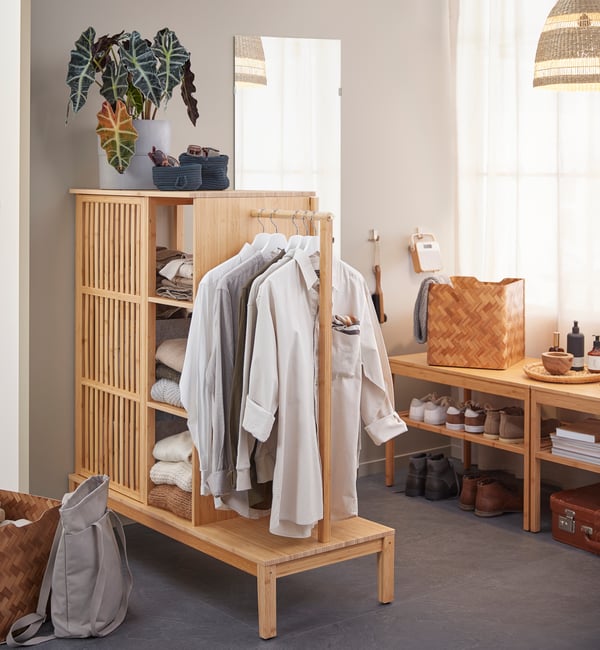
[425,454,459,500]
[405,453,429,497]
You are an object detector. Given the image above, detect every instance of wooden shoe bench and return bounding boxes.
[386,352,600,533]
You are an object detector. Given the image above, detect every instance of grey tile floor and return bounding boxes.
[29,472,600,649]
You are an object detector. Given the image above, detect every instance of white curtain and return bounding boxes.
[456,1,600,354]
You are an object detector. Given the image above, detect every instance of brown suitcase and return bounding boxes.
[550,483,600,555]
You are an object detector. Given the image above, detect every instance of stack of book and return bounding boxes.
[550,419,600,465]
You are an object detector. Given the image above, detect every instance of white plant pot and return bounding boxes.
[98,119,171,190]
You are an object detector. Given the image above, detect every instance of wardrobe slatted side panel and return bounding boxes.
[80,386,141,499]
[75,196,144,501]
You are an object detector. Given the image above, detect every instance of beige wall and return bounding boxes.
[28,0,457,497]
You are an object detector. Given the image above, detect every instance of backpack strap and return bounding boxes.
[89,509,133,637]
[5,522,62,646]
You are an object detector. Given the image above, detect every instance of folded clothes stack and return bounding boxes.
[156,247,193,301]
[151,338,187,408]
[149,430,194,519]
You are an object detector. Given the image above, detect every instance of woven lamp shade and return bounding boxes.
[534,0,600,90]
[235,35,267,87]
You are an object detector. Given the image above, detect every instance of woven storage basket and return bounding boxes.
[0,490,60,642]
[179,153,230,190]
[427,276,525,370]
[152,164,202,191]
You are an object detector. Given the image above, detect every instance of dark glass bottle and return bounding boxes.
[567,320,585,371]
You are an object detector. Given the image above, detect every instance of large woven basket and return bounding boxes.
[427,276,525,370]
[0,490,60,642]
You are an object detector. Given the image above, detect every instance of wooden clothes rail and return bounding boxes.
[69,190,395,639]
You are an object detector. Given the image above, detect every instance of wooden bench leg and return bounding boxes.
[385,439,395,486]
[378,533,395,604]
[257,564,277,639]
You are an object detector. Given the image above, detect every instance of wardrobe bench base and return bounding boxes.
[69,473,395,639]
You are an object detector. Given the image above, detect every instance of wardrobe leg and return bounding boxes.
[257,564,277,639]
[377,533,395,604]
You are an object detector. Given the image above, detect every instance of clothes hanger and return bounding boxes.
[285,211,304,252]
[260,210,287,253]
[251,209,271,250]
[301,212,320,254]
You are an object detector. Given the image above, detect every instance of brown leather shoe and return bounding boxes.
[474,478,522,517]
[458,472,481,511]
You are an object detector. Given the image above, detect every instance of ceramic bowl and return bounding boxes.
[541,351,574,375]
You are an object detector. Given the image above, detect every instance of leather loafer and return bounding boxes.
[474,478,522,517]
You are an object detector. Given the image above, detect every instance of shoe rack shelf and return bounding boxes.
[387,353,538,531]
[530,381,600,532]
[397,410,525,452]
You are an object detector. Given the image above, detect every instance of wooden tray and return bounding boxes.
[523,362,600,384]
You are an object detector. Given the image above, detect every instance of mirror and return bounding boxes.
[234,36,341,246]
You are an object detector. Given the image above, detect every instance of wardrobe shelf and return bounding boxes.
[149,295,193,310]
[147,400,187,418]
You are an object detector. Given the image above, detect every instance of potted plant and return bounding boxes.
[66,26,198,180]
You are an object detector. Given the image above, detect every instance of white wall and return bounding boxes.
[28,0,457,497]
[1,0,30,492]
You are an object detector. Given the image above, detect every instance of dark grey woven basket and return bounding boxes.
[152,164,202,191]
[179,154,230,190]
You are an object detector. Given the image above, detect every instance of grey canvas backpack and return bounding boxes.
[7,475,132,645]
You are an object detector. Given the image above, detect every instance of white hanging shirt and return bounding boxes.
[330,259,407,519]
[242,250,322,538]
[180,243,258,495]
[242,250,407,538]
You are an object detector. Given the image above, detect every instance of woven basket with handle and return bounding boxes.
[427,276,525,370]
[0,490,60,642]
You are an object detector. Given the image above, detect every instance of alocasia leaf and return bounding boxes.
[66,26,97,115]
[152,28,190,102]
[96,100,138,173]
[118,31,162,109]
[180,59,199,126]
[99,59,129,107]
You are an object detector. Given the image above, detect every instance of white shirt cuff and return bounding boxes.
[242,398,276,442]
[365,412,408,445]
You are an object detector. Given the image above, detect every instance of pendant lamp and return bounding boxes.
[533,0,600,90]
[234,36,267,87]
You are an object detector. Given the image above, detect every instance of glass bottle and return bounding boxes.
[567,320,585,371]
[587,335,600,373]
[548,331,564,352]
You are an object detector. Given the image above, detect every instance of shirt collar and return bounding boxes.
[293,248,341,291]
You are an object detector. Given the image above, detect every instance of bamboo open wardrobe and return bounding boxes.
[69,189,395,639]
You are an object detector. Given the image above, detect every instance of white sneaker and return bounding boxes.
[423,396,453,425]
[409,392,438,421]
